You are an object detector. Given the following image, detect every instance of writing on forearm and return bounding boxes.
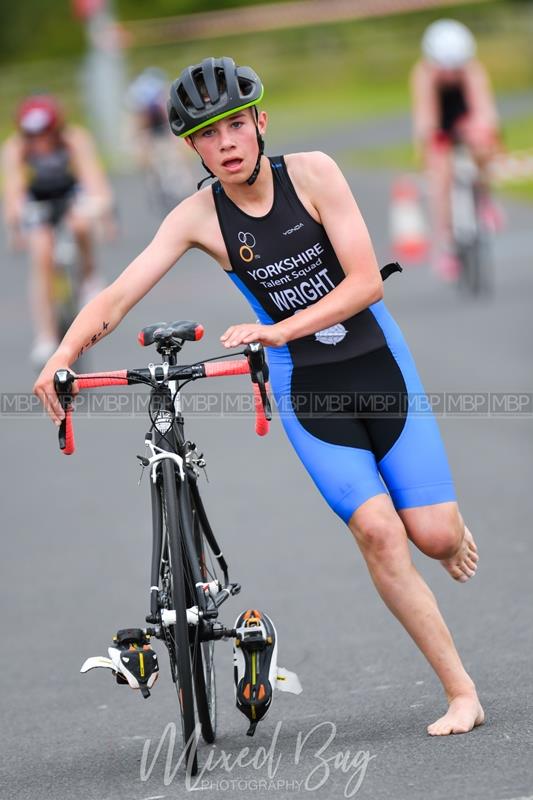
[77,321,110,359]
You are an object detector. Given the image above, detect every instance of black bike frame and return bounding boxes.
[147,352,235,643]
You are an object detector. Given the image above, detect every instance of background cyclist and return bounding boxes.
[1,94,116,368]
[126,67,195,206]
[126,67,171,170]
[410,19,502,279]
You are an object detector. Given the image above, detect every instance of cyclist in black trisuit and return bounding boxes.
[2,94,115,367]
[35,57,483,736]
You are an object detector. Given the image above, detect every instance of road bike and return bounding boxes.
[54,320,271,776]
[143,136,196,214]
[51,218,81,341]
[450,141,492,295]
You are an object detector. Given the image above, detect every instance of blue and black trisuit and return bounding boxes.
[212,156,456,523]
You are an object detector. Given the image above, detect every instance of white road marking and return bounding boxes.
[499,796,533,800]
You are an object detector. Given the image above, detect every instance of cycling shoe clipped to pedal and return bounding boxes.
[233,609,302,737]
[80,628,159,699]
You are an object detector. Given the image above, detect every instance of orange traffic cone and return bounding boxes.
[390,176,429,264]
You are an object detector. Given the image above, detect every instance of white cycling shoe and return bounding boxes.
[233,609,302,736]
[81,628,159,699]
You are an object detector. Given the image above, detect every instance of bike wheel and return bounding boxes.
[189,494,217,744]
[458,236,490,296]
[160,459,198,776]
[52,267,77,339]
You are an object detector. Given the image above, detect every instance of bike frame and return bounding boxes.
[54,336,271,644]
[145,361,240,645]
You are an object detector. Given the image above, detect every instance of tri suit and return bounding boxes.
[23,143,80,228]
[212,156,456,522]
[438,82,468,135]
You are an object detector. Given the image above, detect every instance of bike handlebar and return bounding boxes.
[54,352,271,455]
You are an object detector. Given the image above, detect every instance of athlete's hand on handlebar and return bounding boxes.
[220,322,286,349]
[33,356,78,426]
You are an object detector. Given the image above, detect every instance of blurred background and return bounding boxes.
[1,0,532,181]
[1,2,532,800]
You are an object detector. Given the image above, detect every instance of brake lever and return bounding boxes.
[257,373,272,420]
[243,343,272,421]
[244,342,270,382]
[53,369,75,450]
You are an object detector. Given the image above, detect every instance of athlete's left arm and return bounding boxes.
[463,61,500,130]
[221,151,384,349]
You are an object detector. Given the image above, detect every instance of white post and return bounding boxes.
[80,0,128,167]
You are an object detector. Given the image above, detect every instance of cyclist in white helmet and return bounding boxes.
[411,19,502,279]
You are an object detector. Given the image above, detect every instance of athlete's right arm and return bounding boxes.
[33,196,200,425]
[1,137,27,239]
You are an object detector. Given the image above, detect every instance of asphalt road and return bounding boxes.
[1,119,532,800]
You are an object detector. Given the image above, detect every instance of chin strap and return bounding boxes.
[196,154,216,190]
[246,107,264,186]
[194,107,264,190]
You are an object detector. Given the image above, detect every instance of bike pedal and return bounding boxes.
[81,626,159,699]
[113,628,151,647]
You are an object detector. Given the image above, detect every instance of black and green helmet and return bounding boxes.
[168,57,264,138]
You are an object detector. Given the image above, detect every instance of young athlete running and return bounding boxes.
[2,94,115,367]
[410,19,502,279]
[34,57,483,736]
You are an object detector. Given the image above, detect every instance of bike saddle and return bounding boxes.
[80,628,159,699]
[138,320,205,347]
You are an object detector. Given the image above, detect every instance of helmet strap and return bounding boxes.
[246,106,264,186]
[195,149,216,190]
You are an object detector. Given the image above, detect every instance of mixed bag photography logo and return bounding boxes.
[140,719,377,795]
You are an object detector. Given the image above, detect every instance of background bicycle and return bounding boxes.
[450,141,493,295]
[143,136,197,215]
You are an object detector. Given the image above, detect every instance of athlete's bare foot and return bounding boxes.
[427,691,485,736]
[441,525,479,582]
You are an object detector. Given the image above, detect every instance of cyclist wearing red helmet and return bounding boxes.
[2,94,115,367]
[35,58,483,736]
